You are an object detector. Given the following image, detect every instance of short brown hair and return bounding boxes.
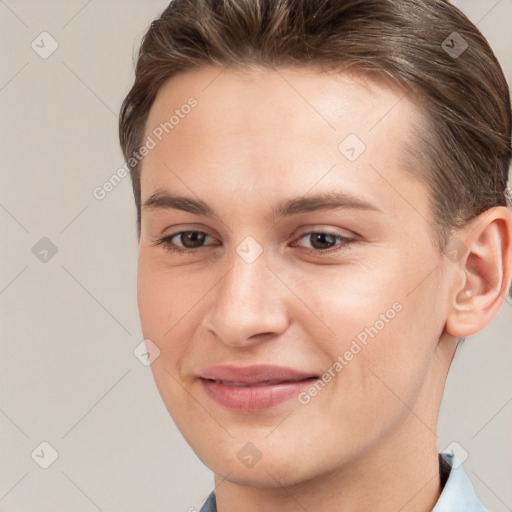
[119,0,511,250]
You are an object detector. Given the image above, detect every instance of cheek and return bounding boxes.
[136,254,201,424]
[137,255,167,341]
[137,251,198,338]
[137,253,195,367]
[293,258,441,407]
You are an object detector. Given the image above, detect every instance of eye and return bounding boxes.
[154,229,355,256]
[292,231,354,254]
[154,230,219,253]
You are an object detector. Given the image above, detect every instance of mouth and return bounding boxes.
[198,365,319,413]
[203,378,315,387]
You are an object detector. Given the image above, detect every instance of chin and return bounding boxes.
[209,458,310,488]
[195,439,322,488]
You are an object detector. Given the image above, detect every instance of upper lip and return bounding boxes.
[199,364,318,384]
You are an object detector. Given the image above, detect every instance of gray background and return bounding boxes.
[0,1,510,511]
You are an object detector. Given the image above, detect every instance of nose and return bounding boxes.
[202,249,290,348]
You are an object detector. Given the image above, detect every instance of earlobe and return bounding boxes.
[445,207,512,338]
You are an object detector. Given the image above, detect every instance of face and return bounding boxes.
[137,65,453,487]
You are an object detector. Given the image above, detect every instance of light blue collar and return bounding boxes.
[432,452,488,511]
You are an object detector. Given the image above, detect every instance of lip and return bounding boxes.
[199,364,318,413]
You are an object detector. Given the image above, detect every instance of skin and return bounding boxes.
[136,65,512,512]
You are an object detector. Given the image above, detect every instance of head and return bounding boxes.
[119,0,512,489]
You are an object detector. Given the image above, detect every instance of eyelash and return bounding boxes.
[153,230,355,256]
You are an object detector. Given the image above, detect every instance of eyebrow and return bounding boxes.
[142,188,382,219]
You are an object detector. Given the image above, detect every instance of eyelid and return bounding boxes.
[155,223,219,242]
[291,225,357,242]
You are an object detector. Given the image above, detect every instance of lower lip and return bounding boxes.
[200,378,316,413]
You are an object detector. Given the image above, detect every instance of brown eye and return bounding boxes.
[291,231,355,255]
[176,231,207,248]
[308,233,338,250]
[154,230,218,254]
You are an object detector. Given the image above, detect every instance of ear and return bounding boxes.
[445,206,512,338]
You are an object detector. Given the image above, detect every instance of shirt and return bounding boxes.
[198,452,488,512]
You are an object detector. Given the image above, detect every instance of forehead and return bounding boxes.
[144,64,417,144]
[140,65,424,218]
